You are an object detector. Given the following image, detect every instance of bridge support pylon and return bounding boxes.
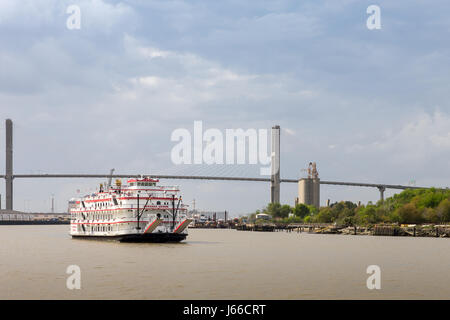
[378,186,386,202]
[270,125,280,204]
[5,119,13,211]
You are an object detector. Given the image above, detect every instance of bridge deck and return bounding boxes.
[1,174,445,191]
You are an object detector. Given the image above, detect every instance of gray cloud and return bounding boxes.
[0,0,449,214]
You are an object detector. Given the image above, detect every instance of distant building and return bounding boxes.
[296,178,320,208]
[256,213,271,220]
[296,162,320,208]
[0,210,32,221]
[0,210,69,221]
[189,210,228,222]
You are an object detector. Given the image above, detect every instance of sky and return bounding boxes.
[0,0,449,215]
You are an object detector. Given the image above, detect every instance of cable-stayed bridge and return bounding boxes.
[1,119,447,212]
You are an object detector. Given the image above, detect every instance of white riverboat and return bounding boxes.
[69,177,192,242]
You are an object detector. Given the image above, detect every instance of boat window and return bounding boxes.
[157,201,161,205]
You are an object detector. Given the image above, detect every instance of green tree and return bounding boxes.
[280,205,292,218]
[253,189,450,226]
[263,203,280,217]
[422,207,439,223]
[397,203,423,224]
[436,199,450,222]
[293,204,310,219]
[263,203,291,219]
[416,189,448,209]
[315,207,333,223]
[337,207,356,226]
[307,205,319,216]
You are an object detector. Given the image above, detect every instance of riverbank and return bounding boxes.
[234,223,450,238]
[337,224,450,237]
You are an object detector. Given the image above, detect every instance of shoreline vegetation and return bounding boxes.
[235,222,450,237]
[238,188,450,237]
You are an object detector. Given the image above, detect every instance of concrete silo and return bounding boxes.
[296,162,320,208]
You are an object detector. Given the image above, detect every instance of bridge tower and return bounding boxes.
[270,125,280,203]
[5,119,13,211]
[378,186,386,201]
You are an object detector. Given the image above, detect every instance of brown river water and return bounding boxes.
[0,226,448,299]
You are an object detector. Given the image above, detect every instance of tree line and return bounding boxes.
[244,188,450,226]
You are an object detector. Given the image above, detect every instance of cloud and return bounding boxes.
[337,110,450,188]
[1,0,450,213]
[283,128,296,136]
[430,132,450,148]
[0,0,134,26]
[345,111,450,157]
